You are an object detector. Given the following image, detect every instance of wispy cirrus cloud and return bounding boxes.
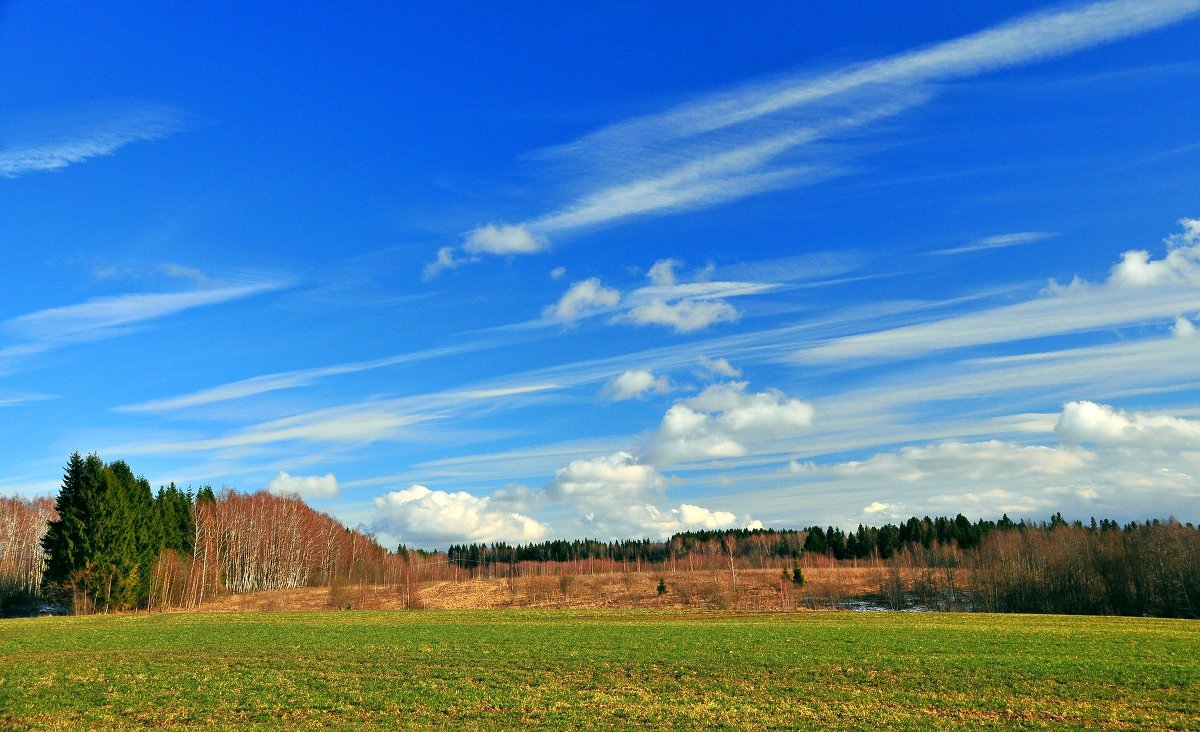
[109,382,562,458]
[0,391,57,408]
[929,231,1060,256]
[0,103,184,178]
[800,219,1200,364]
[428,0,1200,274]
[117,343,479,413]
[0,279,285,373]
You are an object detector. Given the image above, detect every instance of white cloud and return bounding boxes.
[3,282,280,346]
[614,270,779,334]
[829,440,1088,482]
[574,501,745,539]
[1109,217,1200,289]
[776,400,1200,524]
[625,298,740,333]
[652,381,815,464]
[373,484,550,545]
[0,391,56,408]
[546,451,666,505]
[647,259,681,286]
[929,231,1059,256]
[1174,315,1198,338]
[436,2,1199,279]
[550,266,567,280]
[116,343,476,413]
[0,103,183,178]
[1109,247,1200,288]
[801,219,1200,363]
[0,281,283,374]
[1056,400,1200,447]
[677,503,738,528]
[423,246,470,280]
[266,471,339,499]
[453,0,1200,257]
[440,450,756,539]
[698,356,742,378]
[463,223,547,255]
[543,277,621,322]
[604,369,672,401]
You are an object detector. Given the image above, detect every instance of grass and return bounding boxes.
[1,610,1197,730]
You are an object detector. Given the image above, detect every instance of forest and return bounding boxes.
[1,453,1198,617]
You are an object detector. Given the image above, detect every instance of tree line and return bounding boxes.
[1,452,1196,617]
[1,453,431,614]
[446,513,1043,569]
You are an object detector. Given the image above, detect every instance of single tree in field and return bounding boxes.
[657,577,667,596]
[791,565,805,587]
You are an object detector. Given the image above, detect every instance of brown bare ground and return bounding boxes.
[194,566,890,612]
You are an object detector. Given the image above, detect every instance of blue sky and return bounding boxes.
[2,1,1199,548]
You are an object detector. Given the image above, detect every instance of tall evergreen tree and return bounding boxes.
[41,453,96,596]
[41,453,160,611]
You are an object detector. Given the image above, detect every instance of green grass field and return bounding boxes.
[1,610,1196,730]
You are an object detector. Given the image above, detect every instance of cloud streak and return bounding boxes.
[929,231,1059,256]
[0,280,284,373]
[800,219,1200,363]
[433,0,1200,271]
[117,343,478,413]
[1,103,184,178]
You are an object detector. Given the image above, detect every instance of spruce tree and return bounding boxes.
[41,454,161,611]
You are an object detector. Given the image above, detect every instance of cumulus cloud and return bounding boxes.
[373,484,550,545]
[581,502,742,538]
[423,224,549,279]
[783,400,1200,522]
[652,381,815,463]
[698,355,742,378]
[422,246,470,280]
[1174,315,1197,338]
[543,277,621,322]
[647,258,681,286]
[1110,217,1200,288]
[604,369,673,401]
[463,223,547,255]
[625,298,740,333]
[546,451,666,505]
[1056,400,1200,447]
[613,259,771,333]
[550,266,567,280]
[266,471,339,499]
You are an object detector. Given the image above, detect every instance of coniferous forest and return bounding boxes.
[1,453,1198,617]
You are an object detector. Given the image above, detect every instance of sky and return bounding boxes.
[2,1,1199,549]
